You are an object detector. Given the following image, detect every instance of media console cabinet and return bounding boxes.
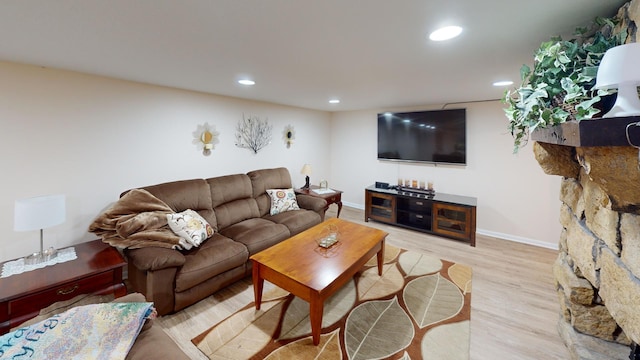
[365,185,477,246]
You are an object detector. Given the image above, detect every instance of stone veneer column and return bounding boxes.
[535,142,640,359]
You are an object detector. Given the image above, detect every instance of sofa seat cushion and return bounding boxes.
[175,233,248,292]
[264,209,322,236]
[219,218,290,255]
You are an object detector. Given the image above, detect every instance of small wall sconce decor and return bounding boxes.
[235,114,272,154]
[283,125,295,148]
[192,123,220,156]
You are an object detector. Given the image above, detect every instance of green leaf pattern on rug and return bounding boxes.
[364,244,401,267]
[344,297,414,360]
[448,263,473,295]
[421,320,470,360]
[357,263,404,301]
[265,329,342,359]
[279,280,356,340]
[194,299,285,359]
[193,247,471,359]
[398,250,443,276]
[404,273,464,328]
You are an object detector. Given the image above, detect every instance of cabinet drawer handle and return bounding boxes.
[57,285,79,296]
[415,214,423,219]
[415,201,423,206]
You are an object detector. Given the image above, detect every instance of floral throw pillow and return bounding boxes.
[266,188,300,215]
[167,209,214,247]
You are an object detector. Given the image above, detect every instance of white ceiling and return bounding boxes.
[0,0,627,112]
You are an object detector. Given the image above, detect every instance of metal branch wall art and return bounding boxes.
[235,114,272,154]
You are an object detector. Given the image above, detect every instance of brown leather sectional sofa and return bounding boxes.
[124,167,327,315]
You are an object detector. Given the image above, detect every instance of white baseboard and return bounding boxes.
[343,201,363,210]
[476,229,559,250]
[342,202,559,250]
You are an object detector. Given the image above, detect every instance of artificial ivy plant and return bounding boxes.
[503,17,626,152]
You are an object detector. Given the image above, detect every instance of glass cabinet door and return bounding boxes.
[433,203,471,239]
[366,191,396,223]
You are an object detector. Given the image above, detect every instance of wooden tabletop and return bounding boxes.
[0,240,125,301]
[250,218,387,292]
[295,185,343,199]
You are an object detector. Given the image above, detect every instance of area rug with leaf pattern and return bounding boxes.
[192,245,472,359]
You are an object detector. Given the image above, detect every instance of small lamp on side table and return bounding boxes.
[14,194,66,265]
[300,164,312,189]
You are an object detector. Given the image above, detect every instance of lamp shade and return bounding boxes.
[14,194,66,232]
[301,164,312,176]
[595,43,640,118]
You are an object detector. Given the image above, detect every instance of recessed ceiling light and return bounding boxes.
[493,80,514,87]
[429,26,463,41]
[329,99,340,104]
[238,79,255,86]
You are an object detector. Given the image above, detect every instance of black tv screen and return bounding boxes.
[377,108,466,165]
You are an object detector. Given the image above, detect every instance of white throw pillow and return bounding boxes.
[266,188,300,215]
[167,209,214,247]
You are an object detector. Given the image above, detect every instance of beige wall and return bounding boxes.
[329,101,562,248]
[0,60,561,262]
[0,61,331,262]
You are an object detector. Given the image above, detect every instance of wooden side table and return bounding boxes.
[0,239,127,334]
[295,185,344,218]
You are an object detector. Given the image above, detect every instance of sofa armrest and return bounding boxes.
[112,293,147,303]
[116,293,190,360]
[296,194,327,213]
[125,247,186,271]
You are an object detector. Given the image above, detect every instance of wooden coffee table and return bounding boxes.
[250,218,388,345]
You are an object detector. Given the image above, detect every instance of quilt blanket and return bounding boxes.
[0,302,153,360]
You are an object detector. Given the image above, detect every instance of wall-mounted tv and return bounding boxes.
[377,108,466,165]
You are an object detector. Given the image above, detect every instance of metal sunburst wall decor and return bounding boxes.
[192,122,220,156]
[283,124,295,148]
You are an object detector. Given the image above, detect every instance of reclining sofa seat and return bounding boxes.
[125,167,326,315]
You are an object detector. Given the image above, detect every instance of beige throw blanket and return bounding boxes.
[89,189,187,249]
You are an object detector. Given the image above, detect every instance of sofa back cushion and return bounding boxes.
[247,167,294,217]
[140,179,217,231]
[207,174,260,229]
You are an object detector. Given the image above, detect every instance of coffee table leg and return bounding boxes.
[376,240,385,276]
[310,295,324,345]
[252,262,264,310]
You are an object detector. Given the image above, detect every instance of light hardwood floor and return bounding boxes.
[157,206,569,359]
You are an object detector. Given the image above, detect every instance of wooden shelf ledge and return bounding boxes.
[531,116,640,147]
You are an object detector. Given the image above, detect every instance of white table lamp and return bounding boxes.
[300,164,312,189]
[14,194,66,264]
[595,42,640,118]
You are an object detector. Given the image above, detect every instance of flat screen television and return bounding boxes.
[377,108,466,165]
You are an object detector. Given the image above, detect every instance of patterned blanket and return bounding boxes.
[0,302,153,360]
